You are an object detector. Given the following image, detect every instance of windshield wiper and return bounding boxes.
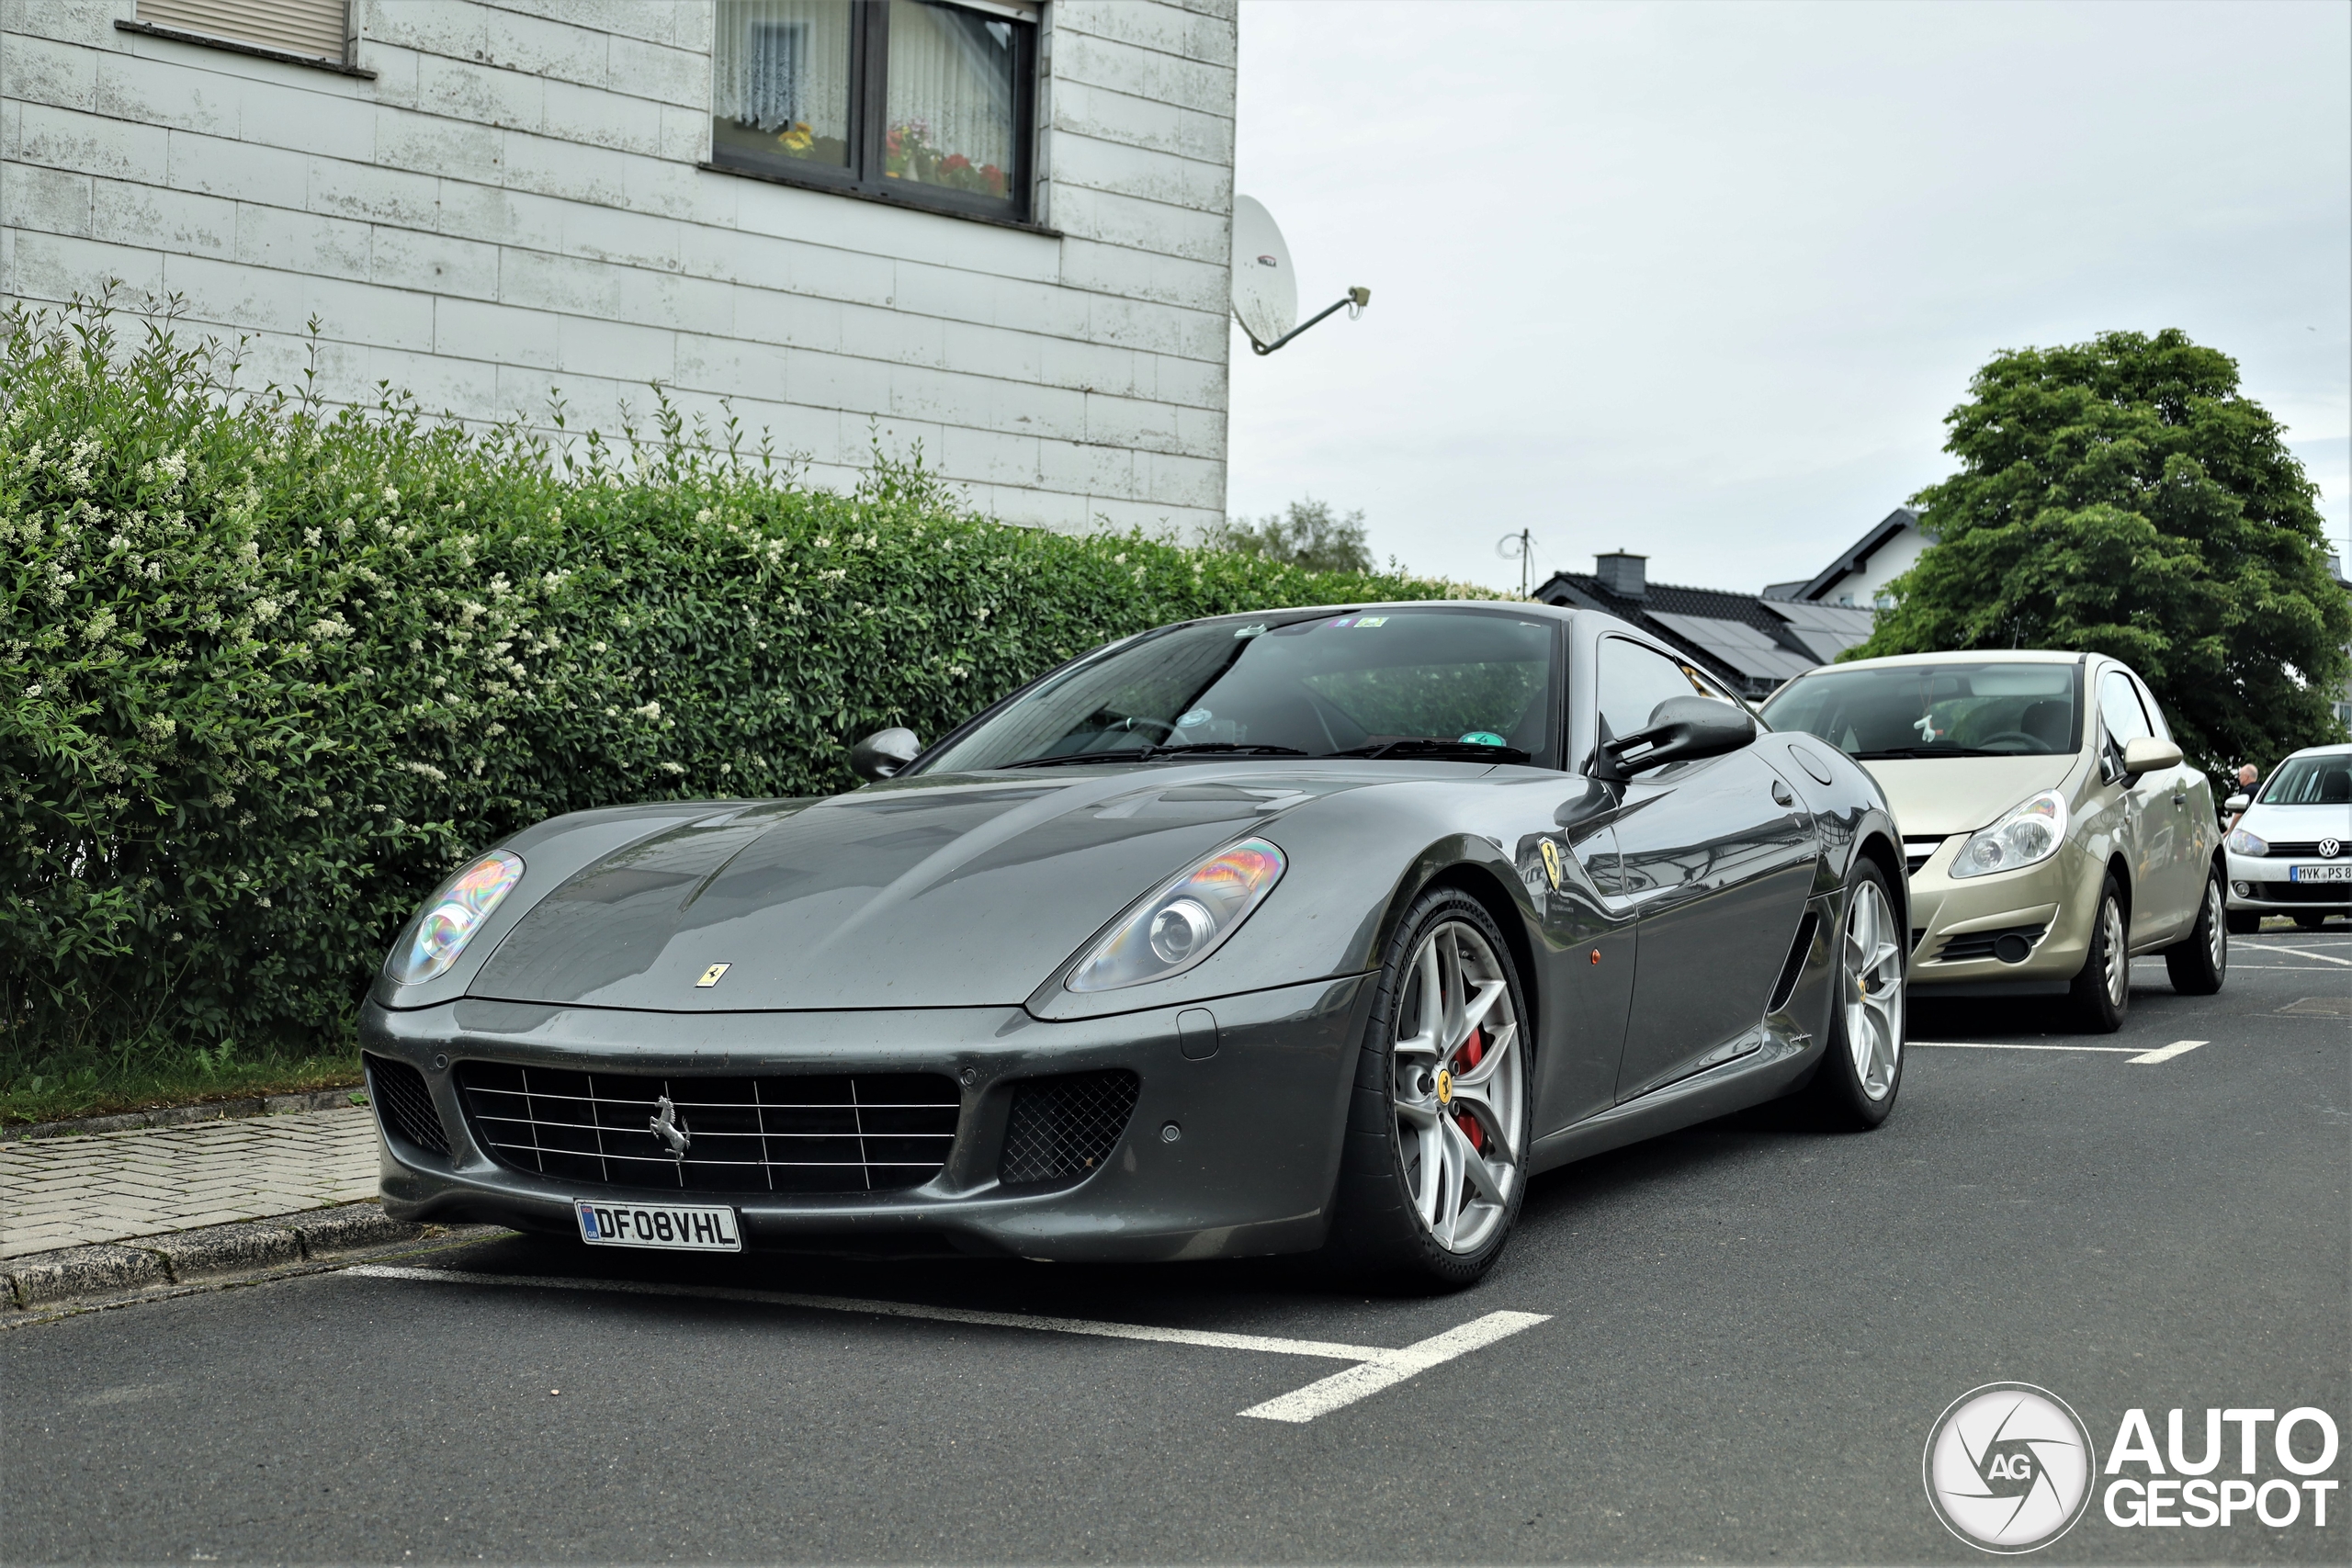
[1324,739,1532,763]
[1848,746,2027,761]
[1001,742,1309,769]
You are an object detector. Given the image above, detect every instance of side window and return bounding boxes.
[2098,670,2153,748]
[1597,638,1707,743]
[2132,677,2174,741]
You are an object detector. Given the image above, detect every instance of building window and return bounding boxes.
[135,0,349,64]
[711,0,1036,222]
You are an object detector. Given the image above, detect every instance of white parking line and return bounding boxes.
[2261,947,2352,967]
[2128,1039,2208,1064]
[344,1264,1549,1422]
[1911,1041,2141,1054]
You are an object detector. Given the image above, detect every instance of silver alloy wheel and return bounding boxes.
[1843,880,1905,1100]
[2203,876,2226,972]
[1391,919,1523,1253]
[2100,895,2128,1007]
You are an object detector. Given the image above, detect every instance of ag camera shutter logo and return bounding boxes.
[1923,1383,2097,1552]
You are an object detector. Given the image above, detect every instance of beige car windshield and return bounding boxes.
[1760,662,2081,759]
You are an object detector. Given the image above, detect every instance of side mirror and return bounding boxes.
[1599,696,1757,779]
[2223,794,2250,814]
[849,727,922,781]
[2120,737,2182,778]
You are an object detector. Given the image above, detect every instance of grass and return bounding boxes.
[0,1053,364,1130]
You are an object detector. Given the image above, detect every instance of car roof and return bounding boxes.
[1809,649,2090,672]
[2275,742,2352,760]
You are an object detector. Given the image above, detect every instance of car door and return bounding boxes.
[1594,637,1819,1102]
[2133,671,2212,928]
[2096,666,2196,944]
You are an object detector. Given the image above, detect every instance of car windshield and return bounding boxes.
[918,608,1557,773]
[1758,660,2081,759]
[2257,754,2352,806]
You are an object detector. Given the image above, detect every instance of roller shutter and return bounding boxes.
[138,0,347,62]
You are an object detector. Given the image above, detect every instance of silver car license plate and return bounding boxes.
[2290,863,2352,884]
[575,1199,741,1251]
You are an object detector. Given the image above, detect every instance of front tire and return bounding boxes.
[2068,876,2131,1032]
[1799,859,1905,1130]
[2164,865,2227,995]
[1324,886,1531,1290]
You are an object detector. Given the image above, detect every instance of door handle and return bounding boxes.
[1771,781,1794,807]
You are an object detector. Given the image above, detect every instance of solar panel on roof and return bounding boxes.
[1646,612,1818,682]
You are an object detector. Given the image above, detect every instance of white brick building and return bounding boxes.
[1,0,1237,534]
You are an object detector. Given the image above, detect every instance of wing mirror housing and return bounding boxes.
[2223,793,2251,814]
[850,727,922,781]
[2120,737,2182,779]
[1595,696,1757,781]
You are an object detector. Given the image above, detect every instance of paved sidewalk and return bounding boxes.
[0,1107,380,1259]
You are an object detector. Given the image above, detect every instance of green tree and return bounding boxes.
[1851,328,2350,775]
[1203,496,1374,574]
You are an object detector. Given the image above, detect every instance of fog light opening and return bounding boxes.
[1993,932,2032,964]
[2232,881,2252,896]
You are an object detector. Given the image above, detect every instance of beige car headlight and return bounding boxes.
[1949,790,2067,880]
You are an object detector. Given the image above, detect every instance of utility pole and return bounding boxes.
[1497,529,1533,598]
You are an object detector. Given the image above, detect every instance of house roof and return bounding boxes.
[1530,570,1871,694]
[1790,506,1921,602]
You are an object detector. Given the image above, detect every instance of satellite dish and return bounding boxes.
[1231,195,1298,352]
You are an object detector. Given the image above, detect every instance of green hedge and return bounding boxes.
[2,299,1492,1080]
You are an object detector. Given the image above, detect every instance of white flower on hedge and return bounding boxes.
[632,701,663,720]
[947,664,969,679]
[1114,553,1126,564]
[303,526,322,547]
[589,640,607,653]
[818,568,847,581]
[251,595,282,623]
[659,761,687,775]
[402,761,448,782]
[382,486,400,504]
[695,509,714,525]
[25,684,40,698]
[82,608,118,643]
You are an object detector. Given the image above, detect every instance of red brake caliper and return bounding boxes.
[1454,1028,1486,1153]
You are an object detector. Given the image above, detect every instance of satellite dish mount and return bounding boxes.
[1230,195,1368,357]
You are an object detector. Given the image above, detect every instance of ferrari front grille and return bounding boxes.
[1934,922,2049,964]
[454,1064,962,1194]
[999,1070,1140,1187]
[365,1053,452,1156]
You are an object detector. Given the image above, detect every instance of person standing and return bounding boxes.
[2225,762,2259,829]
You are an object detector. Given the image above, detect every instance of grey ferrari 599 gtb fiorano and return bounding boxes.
[363,602,1907,1286]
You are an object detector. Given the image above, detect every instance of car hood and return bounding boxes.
[2241,801,2352,842]
[468,768,1381,1011]
[1855,753,2080,839]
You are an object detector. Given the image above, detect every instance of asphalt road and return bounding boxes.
[6,931,2346,1563]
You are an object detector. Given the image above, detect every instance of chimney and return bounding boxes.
[1595,550,1647,599]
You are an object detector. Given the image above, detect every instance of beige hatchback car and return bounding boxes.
[1758,650,2225,1031]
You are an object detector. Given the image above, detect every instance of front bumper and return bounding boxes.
[358,974,1374,1263]
[2224,852,2352,914]
[1902,838,2096,994]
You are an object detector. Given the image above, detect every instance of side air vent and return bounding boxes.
[999,1070,1139,1187]
[1766,910,1821,1015]
[365,1052,451,1156]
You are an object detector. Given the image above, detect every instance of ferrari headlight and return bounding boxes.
[1949,790,2067,880]
[2226,826,2267,856]
[390,851,524,983]
[1067,839,1285,992]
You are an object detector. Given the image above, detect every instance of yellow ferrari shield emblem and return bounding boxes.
[1435,1066,1453,1105]
[1538,839,1563,891]
[695,963,730,988]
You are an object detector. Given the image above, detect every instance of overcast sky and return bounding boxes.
[1223,0,2352,595]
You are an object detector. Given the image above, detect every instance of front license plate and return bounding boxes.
[2290,863,2352,883]
[575,1199,741,1252]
